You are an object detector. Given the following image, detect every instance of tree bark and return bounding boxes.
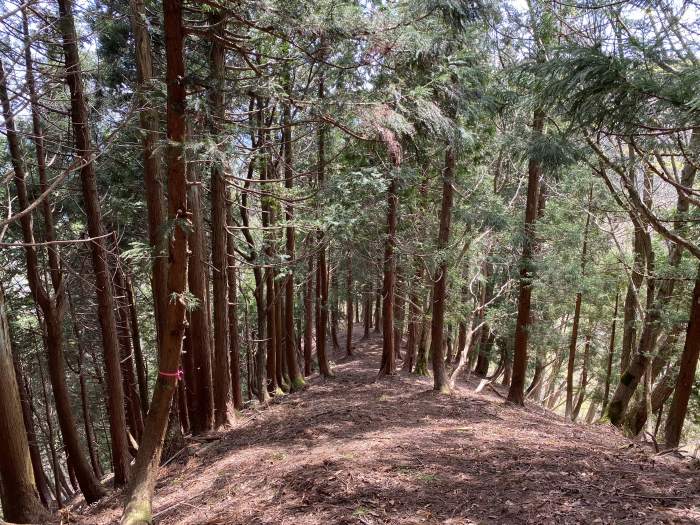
[571,332,591,422]
[620,228,645,374]
[226,207,244,410]
[187,155,215,432]
[345,264,354,357]
[601,291,619,414]
[128,0,167,344]
[315,67,333,378]
[69,297,104,479]
[0,286,49,523]
[0,55,106,501]
[114,263,144,443]
[330,268,341,352]
[12,356,52,507]
[379,177,398,376]
[362,289,371,340]
[664,265,700,448]
[393,272,406,360]
[209,8,232,427]
[121,0,189,519]
[56,0,130,487]
[403,267,423,373]
[508,110,544,405]
[429,145,455,393]
[303,253,314,376]
[565,185,592,419]
[282,87,304,390]
[125,276,149,416]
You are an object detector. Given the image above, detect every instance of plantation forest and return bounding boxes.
[0,0,699,523]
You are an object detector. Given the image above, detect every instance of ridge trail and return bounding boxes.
[81,331,699,524]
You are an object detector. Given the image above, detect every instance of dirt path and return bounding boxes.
[80,332,699,524]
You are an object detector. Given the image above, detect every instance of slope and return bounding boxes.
[77,332,699,524]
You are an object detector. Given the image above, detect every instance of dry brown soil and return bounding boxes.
[76,331,700,524]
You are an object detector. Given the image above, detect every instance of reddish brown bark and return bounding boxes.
[57,0,131,487]
[507,110,545,405]
[125,276,149,415]
[379,177,398,376]
[571,332,591,422]
[121,0,189,519]
[664,266,700,448]
[227,209,244,410]
[403,267,423,373]
[601,291,619,414]
[0,54,107,501]
[0,285,49,523]
[429,146,455,393]
[304,253,314,376]
[187,158,215,432]
[282,89,304,390]
[315,68,333,378]
[345,264,354,357]
[565,185,592,420]
[128,0,168,343]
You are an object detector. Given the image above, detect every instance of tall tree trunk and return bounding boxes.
[394,271,406,360]
[128,0,167,344]
[121,0,189,519]
[315,66,333,378]
[403,267,423,373]
[125,277,149,415]
[0,56,106,501]
[37,356,63,509]
[330,268,341,352]
[609,142,697,425]
[275,279,286,390]
[414,310,430,376]
[345,264,354,357]
[501,339,513,387]
[379,177,398,376]
[69,297,104,479]
[13,357,52,507]
[571,332,591,422]
[601,291,619,414]
[113,263,144,443]
[209,9,232,428]
[18,20,67,502]
[265,266,279,394]
[78,351,103,479]
[429,145,455,393]
[304,253,314,376]
[21,9,61,291]
[0,286,49,523]
[187,156,215,433]
[227,207,244,410]
[664,265,700,448]
[362,289,371,340]
[471,278,490,376]
[253,272,269,402]
[620,229,645,375]
[56,0,131,487]
[374,283,382,333]
[626,359,678,436]
[565,186,592,419]
[507,109,544,405]
[282,88,304,390]
[526,345,545,400]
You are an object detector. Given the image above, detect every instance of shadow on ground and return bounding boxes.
[80,330,700,525]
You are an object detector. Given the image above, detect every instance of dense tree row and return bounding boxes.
[0,0,698,523]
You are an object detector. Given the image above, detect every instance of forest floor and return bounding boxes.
[75,330,700,525]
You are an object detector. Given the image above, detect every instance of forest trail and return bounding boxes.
[80,332,699,525]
